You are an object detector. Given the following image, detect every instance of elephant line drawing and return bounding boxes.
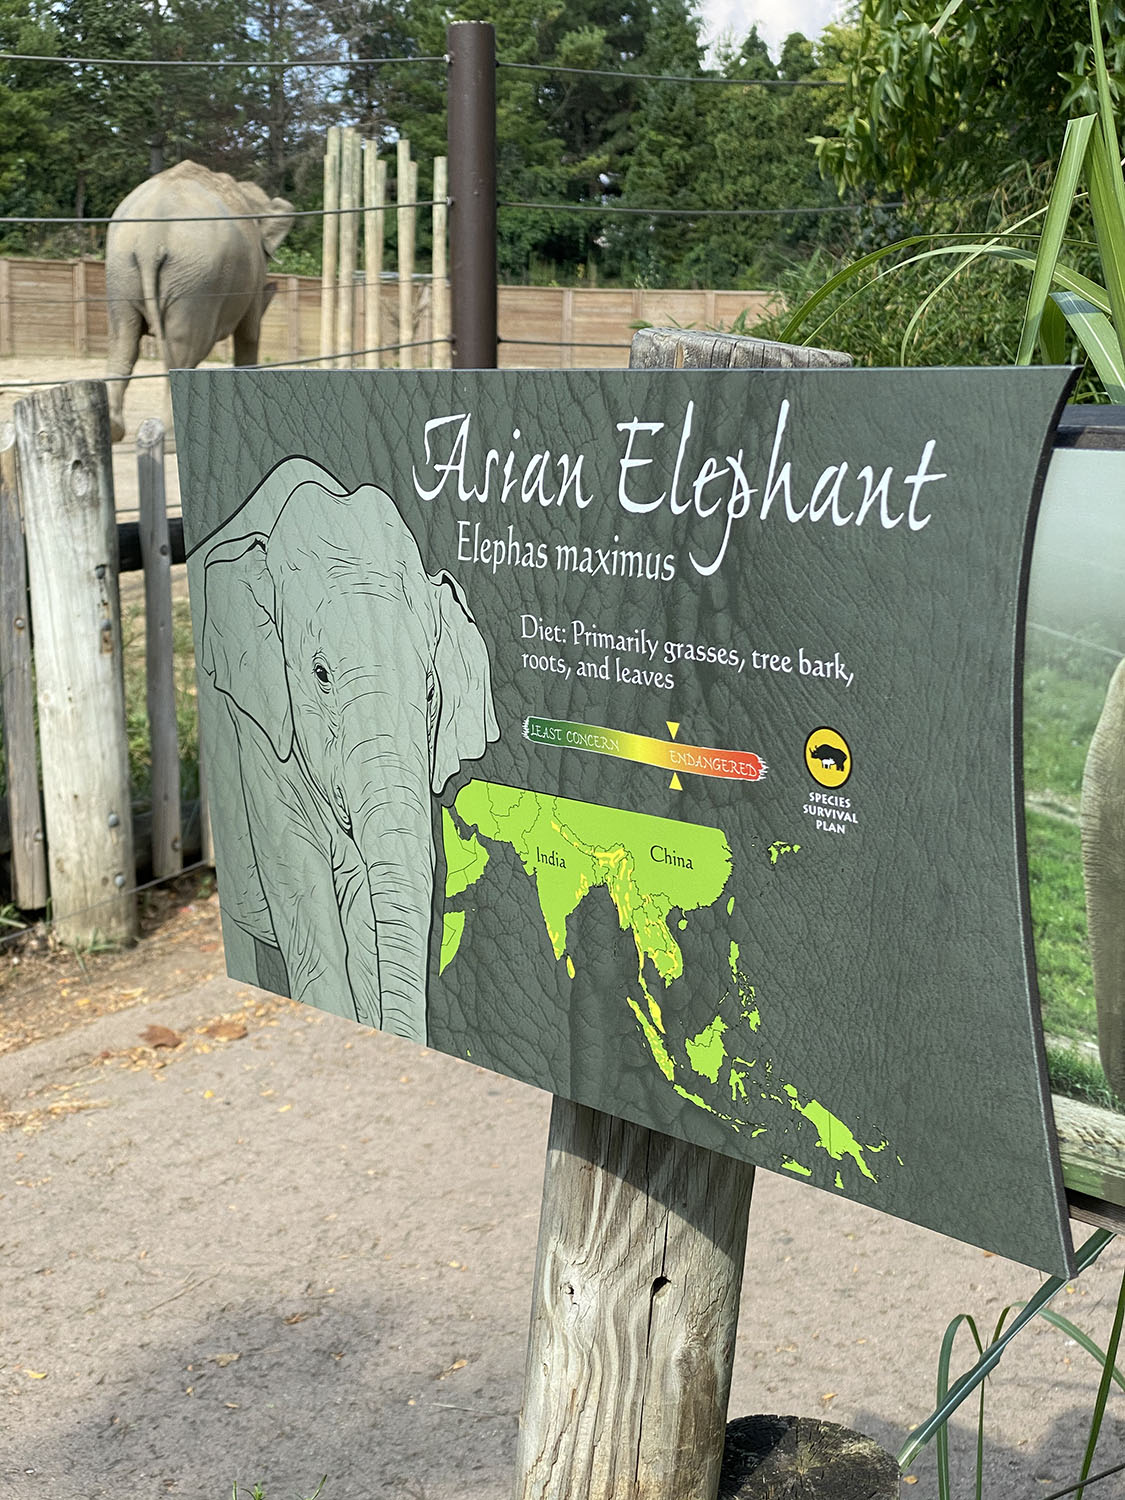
[199,458,499,1044]
[105,160,295,443]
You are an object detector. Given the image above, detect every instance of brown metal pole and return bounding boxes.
[447,20,497,369]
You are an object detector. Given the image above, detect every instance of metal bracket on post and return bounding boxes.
[447,20,497,370]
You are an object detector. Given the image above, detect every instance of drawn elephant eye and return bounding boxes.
[312,655,332,692]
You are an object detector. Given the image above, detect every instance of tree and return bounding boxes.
[609,27,848,288]
[817,0,1125,200]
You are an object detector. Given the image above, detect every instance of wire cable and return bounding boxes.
[498,60,844,87]
[0,202,434,226]
[1038,1460,1125,1500]
[500,199,894,218]
[0,51,444,69]
[0,338,453,388]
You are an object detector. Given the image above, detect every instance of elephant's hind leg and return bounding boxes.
[106,301,144,443]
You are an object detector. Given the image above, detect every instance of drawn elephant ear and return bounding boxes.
[430,571,500,794]
[202,534,293,760]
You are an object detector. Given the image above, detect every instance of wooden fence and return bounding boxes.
[0,256,775,370]
[1,382,198,945]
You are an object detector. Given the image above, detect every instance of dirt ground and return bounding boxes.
[1,897,1124,1500]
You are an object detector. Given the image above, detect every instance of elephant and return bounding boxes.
[200,459,499,1044]
[105,160,294,442]
[1082,656,1125,1100]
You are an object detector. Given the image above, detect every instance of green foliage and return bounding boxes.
[818,0,1125,199]
[1045,1041,1125,1112]
[608,24,855,288]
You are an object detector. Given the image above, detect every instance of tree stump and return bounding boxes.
[718,1417,900,1499]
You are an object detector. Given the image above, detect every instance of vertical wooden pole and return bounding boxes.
[432,156,450,370]
[513,327,854,1500]
[514,1104,755,1500]
[320,126,341,364]
[0,259,11,356]
[397,139,416,370]
[13,380,137,945]
[0,423,48,909]
[137,418,181,881]
[335,126,360,369]
[364,146,387,369]
[561,289,575,371]
[73,260,89,357]
[286,275,301,363]
[447,21,497,369]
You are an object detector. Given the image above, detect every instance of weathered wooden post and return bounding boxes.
[336,126,361,369]
[13,380,136,944]
[397,139,417,370]
[512,327,858,1500]
[137,417,182,881]
[432,156,450,370]
[320,126,341,364]
[364,143,387,370]
[0,422,48,909]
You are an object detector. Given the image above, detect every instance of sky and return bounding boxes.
[697,0,845,58]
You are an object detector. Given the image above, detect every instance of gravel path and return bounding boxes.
[1,912,1123,1500]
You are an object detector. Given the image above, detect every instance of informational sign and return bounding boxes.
[174,365,1077,1274]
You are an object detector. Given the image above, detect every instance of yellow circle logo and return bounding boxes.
[804,727,852,789]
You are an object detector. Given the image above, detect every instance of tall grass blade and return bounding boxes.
[1084,127,1125,371]
[1052,290,1125,399]
[936,1314,984,1500]
[1089,0,1125,193]
[897,1229,1116,1475]
[1039,294,1069,363]
[1032,1304,1125,1387]
[1015,115,1095,364]
[1075,1266,1125,1500]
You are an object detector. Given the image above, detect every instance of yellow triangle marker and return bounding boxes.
[666,721,680,739]
[669,772,683,791]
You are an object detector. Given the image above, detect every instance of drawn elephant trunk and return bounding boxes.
[201,466,499,1044]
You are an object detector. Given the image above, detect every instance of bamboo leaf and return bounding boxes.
[931,0,967,38]
[1015,114,1095,365]
[1039,294,1069,364]
[1085,126,1125,368]
[1052,290,1125,399]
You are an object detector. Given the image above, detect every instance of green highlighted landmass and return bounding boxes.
[441,779,895,1192]
[452,779,731,1020]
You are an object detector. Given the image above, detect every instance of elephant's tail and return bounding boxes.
[138,250,171,373]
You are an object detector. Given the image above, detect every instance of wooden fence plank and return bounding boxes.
[320,127,341,362]
[0,259,11,356]
[73,259,89,356]
[364,146,387,369]
[336,126,360,368]
[432,156,450,370]
[397,140,416,369]
[13,380,136,945]
[137,418,182,881]
[0,423,47,909]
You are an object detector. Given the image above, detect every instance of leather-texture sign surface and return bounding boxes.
[174,365,1076,1274]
